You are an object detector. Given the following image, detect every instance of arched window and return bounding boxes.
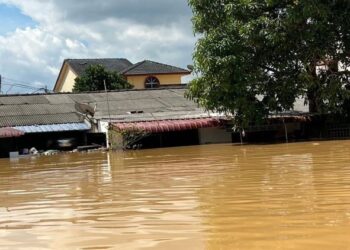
[144,76,160,89]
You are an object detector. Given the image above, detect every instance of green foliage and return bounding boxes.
[187,0,350,128]
[73,65,133,92]
[110,126,149,150]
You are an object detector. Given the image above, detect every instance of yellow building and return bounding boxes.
[53,58,190,92]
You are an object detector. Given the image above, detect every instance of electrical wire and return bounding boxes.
[1,83,48,95]
[1,76,49,94]
[2,76,46,88]
[2,82,39,90]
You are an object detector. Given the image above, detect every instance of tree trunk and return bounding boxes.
[307,89,318,113]
[307,63,319,113]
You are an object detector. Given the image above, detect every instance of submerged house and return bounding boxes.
[0,87,232,157]
[0,94,91,158]
[53,58,191,92]
[93,88,231,149]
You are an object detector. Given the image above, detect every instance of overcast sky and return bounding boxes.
[0,0,195,93]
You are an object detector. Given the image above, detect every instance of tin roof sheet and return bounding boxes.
[13,123,91,133]
[112,118,222,133]
[0,127,25,138]
[0,88,207,127]
[0,113,83,127]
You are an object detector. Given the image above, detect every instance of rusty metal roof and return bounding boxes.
[112,118,222,133]
[0,127,25,138]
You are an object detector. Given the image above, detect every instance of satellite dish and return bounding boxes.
[187,65,194,72]
[75,102,95,117]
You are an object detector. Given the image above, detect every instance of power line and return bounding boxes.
[6,85,14,95]
[31,87,49,94]
[1,83,48,95]
[2,76,46,88]
[1,82,40,90]
[0,75,50,94]
[2,84,36,94]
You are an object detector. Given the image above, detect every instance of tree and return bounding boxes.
[73,65,133,92]
[187,0,350,128]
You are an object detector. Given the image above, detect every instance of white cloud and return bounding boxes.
[0,0,195,93]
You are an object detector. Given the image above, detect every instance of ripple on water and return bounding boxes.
[1,142,350,249]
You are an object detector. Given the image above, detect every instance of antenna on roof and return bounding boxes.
[104,80,112,123]
[187,65,194,72]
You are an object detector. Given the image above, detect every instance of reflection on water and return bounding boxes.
[1,141,350,249]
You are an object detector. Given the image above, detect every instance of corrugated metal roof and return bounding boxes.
[0,95,49,105]
[0,113,83,127]
[44,95,75,104]
[0,104,76,117]
[112,118,221,133]
[0,127,25,138]
[98,112,213,123]
[14,123,91,133]
[0,88,213,127]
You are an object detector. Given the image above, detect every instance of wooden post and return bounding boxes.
[239,129,243,145]
[283,118,288,143]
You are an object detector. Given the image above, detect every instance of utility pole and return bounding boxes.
[0,74,2,94]
[104,80,112,150]
[104,80,112,123]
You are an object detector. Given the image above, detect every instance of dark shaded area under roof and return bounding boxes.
[0,88,207,128]
[122,60,190,76]
[66,58,133,76]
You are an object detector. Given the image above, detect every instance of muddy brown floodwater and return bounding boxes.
[1,141,350,249]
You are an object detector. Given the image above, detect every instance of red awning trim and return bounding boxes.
[112,118,222,133]
[0,127,25,138]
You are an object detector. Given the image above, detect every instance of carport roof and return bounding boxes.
[0,127,25,138]
[111,118,222,133]
[14,123,91,133]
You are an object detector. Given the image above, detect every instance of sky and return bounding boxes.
[0,0,195,93]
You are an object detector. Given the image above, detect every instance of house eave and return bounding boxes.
[123,71,191,77]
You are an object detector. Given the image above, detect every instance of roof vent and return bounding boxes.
[127,111,144,114]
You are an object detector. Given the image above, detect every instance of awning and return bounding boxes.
[13,123,91,134]
[112,118,222,133]
[0,127,25,138]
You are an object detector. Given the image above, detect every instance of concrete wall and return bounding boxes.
[126,74,184,89]
[198,127,232,145]
[61,68,78,92]
[98,121,110,148]
[55,65,78,92]
[56,69,186,92]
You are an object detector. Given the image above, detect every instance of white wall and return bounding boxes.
[98,121,110,149]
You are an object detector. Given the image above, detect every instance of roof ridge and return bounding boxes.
[142,59,188,70]
[1,112,79,117]
[120,60,146,74]
[66,58,130,60]
[0,86,187,97]
[122,59,190,76]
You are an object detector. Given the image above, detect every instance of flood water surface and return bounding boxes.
[1,141,350,249]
